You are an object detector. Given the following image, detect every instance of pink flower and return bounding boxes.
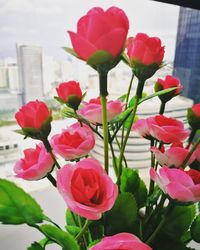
[57,158,118,220]
[51,123,95,160]
[90,233,152,250]
[151,146,195,168]
[14,144,54,180]
[187,103,200,130]
[133,115,188,144]
[77,97,123,124]
[150,167,200,202]
[56,81,82,109]
[15,100,51,130]
[155,75,182,102]
[68,7,129,63]
[195,144,200,162]
[150,115,189,143]
[127,33,164,66]
[192,103,200,117]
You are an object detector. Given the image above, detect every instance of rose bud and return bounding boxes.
[90,233,152,250]
[154,75,182,103]
[56,81,82,110]
[127,33,164,80]
[57,158,118,220]
[15,100,52,139]
[68,7,129,67]
[150,166,200,203]
[133,115,189,144]
[187,103,200,130]
[14,143,54,180]
[77,97,123,124]
[51,123,95,161]
[151,145,195,168]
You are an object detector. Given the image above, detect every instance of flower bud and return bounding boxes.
[187,103,200,130]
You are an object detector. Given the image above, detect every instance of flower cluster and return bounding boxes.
[1,5,200,250]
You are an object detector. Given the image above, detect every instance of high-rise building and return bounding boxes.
[16,44,44,104]
[173,7,200,103]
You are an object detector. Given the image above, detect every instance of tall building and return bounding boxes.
[16,44,44,104]
[173,7,200,103]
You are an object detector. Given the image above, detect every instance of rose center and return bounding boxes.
[60,131,84,148]
[186,169,200,185]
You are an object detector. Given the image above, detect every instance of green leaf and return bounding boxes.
[40,224,80,250]
[54,96,65,104]
[139,87,177,105]
[191,214,200,243]
[65,225,80,237]
[153,235,195,250]
[66,209,78,226]
[120,169,147,208]
[146,186,162,206]
[128,93,147,108]
[162,205,196,239]
[27,242,43,250]
[62,47,78,58]
[124,114,138,129]
[14,129,26,136]
[87,50,113,66]
[105,192,137,235]
[62,106,77,118]
[0,179,44,225]
[118,93,127,102]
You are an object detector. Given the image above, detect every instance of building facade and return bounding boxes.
[16,44,44,104]
[173,7,200,103]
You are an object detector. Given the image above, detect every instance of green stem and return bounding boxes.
[115,136,128,168]
[108,131,118,177]
[46,173,57,187]
[121,72,134,146]
[117,95,140,184]
[159,101,166,115]
[186,129,197,149]
[101,95,109,174]
[182,137,200,168]
[146,202,174,245]
[42,138,61,169]
[75,218,90,241]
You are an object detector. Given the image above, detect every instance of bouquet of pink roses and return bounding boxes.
[1,6,200,250]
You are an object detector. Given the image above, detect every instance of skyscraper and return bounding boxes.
[16,44,44,104]
[173,7,200,103]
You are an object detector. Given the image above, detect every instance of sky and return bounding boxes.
[0,0,180,61]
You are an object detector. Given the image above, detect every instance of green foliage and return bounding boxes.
[66,209,78,226]
[0,179,44,225]
[66,225,80,237]
[63,47,78,58]
[104,192,137,235]
[27,242,43,250]
[153,235,195,250]
[162,205,196,239]
[146,186,162,206]
[191,214,200,243]
[40,224,80,250]
[120,169,147,208]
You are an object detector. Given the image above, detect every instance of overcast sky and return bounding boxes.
[0,0,180,61]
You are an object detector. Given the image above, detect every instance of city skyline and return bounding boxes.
[0,0,179,61]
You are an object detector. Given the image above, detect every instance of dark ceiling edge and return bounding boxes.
[152,0,200,10]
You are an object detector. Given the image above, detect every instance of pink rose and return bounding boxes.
[15,100,51,130]
[151,146,195,168]
[127,33,164,66]
[187,103,200,130]
[68,7,129,62]
[192,103,200,117]
[195,144,200,162]
[56,81,82,110]
[150,115,189,143]
[57,158,118,220]
[77,97,123,124]
[51,123,95,160]
[155,75,182,102]
[90,233,152,250]
[133,115,188,144]
[150,167,200,202]
[14,143,54,180]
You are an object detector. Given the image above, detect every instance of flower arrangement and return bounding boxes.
[1,6,200,250]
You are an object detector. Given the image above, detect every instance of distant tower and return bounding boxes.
[16,44,44,104]
[173,7,200,103]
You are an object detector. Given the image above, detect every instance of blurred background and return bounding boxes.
[0,0,200,248]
